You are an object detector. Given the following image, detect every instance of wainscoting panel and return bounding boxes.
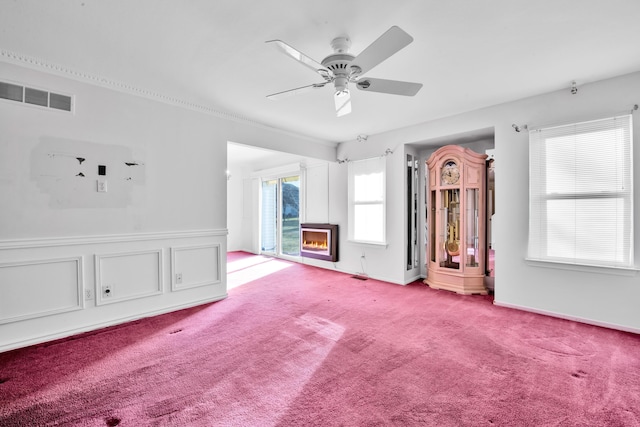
[0,229,227,352]
[171,244,221,291]
[95,249,164,306]
[0,257,83,324]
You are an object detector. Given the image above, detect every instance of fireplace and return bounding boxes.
[300,223,338,262]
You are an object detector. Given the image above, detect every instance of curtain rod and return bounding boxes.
[515,103,638,133]
[337,147,396,163]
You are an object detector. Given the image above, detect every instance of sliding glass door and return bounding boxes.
[261,175,300,258]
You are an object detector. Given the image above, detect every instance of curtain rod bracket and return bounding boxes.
[512,123,528,133]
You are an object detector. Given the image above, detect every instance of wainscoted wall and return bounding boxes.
[0,57,335,353]
[0,230,226,352]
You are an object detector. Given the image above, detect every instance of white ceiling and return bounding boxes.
[227,142,318,171]
[2,0,640,145]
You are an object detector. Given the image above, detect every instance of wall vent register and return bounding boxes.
[0,81,73,112]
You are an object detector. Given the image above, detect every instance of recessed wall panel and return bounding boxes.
[171,244,221,291]
[0,257,83,324]
[95,249,163,305]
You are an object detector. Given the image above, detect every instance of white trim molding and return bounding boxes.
[0,229,227,250]
[493,300,640,335]
[0,294,227,353]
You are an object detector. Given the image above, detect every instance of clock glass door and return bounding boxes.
[465,189,480,267]
[440,188,460,269]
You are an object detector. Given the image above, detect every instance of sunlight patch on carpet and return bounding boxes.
[227,255,274,273]
[202,314,345,426]
[227,258,293,289]
[295,313,345,342]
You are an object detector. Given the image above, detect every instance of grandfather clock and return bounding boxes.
[425,145,488,295]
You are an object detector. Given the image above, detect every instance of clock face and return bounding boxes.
[441,160,460,185]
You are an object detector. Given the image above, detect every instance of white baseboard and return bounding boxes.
[493,300,640,335]
[0,294,227,353]
[403,274,424,285]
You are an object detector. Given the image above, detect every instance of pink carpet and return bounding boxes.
[1,251,639,426]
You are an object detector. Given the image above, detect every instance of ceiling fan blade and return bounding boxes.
[267,82,328,101]
[355,78,422,96]
[334,90,352,117]
[350,26,413,76]
[266,40,334,80]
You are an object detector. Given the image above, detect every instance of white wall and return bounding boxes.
[226,161,252,252]
[329,143,423,284]
[304,163,330,224]
[0,61,335,351]
[338,71,640,333]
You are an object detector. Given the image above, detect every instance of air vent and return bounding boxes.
[0,81,73,112]
[0,82,23,101]
[25,87,48,106]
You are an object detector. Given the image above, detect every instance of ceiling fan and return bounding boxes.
[266,26,423,117]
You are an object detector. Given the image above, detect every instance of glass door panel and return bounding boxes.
[465,189,479,267]
[261,179,278,254]
[440,189,460,269]
[280,175,300,256]
[429,190,436,263]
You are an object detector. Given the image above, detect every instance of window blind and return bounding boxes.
[528,114,633,268]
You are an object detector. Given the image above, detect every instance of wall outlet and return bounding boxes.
[102,285,112,298]
[175,273,183,284]
[97,179,108,193]
[85,288,93,300]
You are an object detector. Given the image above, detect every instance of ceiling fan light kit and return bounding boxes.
[266,26,423,117]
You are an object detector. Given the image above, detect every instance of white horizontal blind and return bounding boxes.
[528,114,633,267]
[348,157,386,244]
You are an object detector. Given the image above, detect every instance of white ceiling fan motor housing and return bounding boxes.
[322,36,359,94]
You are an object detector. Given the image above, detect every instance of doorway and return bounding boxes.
[260,175,301,258]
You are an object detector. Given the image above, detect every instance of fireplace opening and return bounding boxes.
[302,230,329,252]
[300,223,338,262]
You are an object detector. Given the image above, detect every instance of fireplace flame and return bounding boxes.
[302,240,328,250]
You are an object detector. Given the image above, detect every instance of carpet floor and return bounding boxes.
[1,251,639,426]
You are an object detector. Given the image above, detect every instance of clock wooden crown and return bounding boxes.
[426,145,487,187]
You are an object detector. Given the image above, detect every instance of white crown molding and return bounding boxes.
[0,48,249,121]
[0,48,337,147]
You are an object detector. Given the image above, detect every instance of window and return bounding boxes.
[348,157,386,245]
[528,114,633,268]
